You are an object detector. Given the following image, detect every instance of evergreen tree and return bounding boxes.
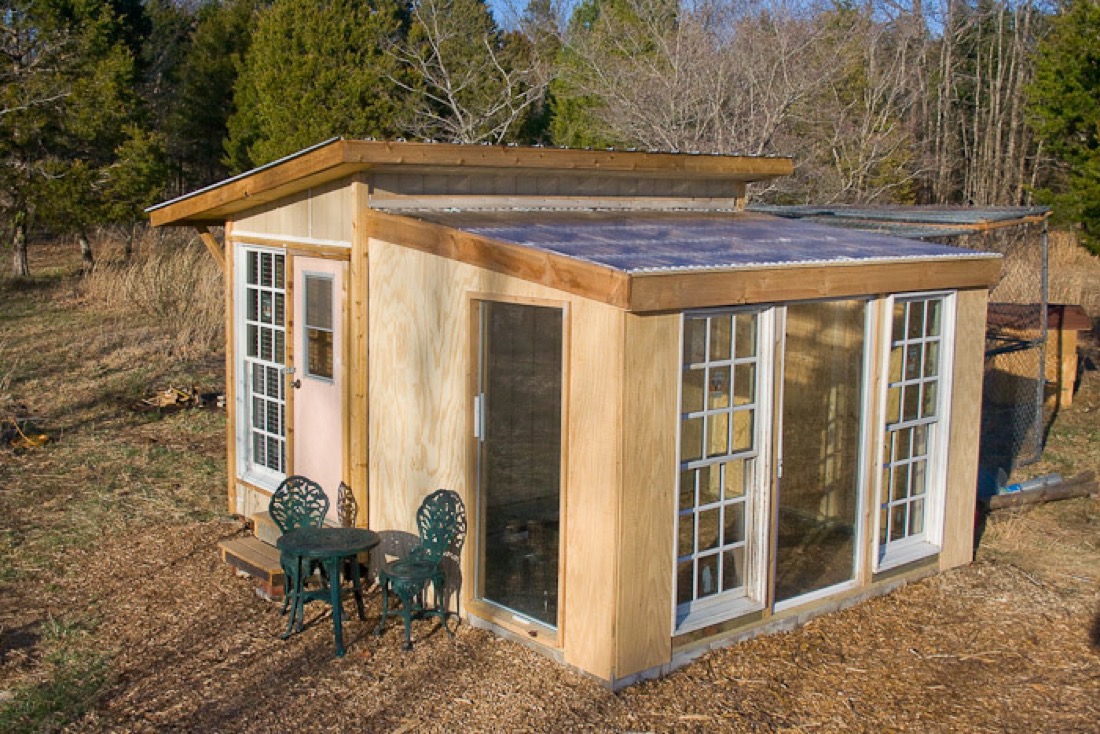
[167,0,263,189]
[548,0,627,149]
[1,0,137,276]
[226,0,412,170]
[1030,0,1100,252]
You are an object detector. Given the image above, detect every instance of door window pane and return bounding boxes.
[478,301,562,628]
[775,300,865,602]
[304,275,334,380]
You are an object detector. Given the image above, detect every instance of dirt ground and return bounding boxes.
[1,239,1098,732]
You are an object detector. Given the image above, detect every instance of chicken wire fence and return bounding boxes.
[956,222,1049,476]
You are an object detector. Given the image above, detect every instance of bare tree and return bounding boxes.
[390,0,552,144]
[793,6,925,204]
[557,0,829,158]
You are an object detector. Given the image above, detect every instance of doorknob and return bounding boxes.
[291,379,301,389]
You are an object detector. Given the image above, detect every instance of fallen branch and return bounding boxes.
[987,471,1098,511]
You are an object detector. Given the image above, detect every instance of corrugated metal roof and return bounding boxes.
[749,204,1049,239]
[408,210,999,274]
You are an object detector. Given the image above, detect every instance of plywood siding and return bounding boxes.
[561,297,621,679]
[616,313,679,678]
[941,288,988,570]
[233,180,352,243]
[366,238,622,679]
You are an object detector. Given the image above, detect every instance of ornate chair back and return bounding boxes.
[409,489,464,566]
[269,475,329,533]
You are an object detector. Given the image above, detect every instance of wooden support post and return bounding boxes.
[196,225,227,272]
[223,223,238,515]
[349,177,371,527]
[1059,328,1079,407]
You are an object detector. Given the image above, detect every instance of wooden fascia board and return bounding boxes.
[148,142,351,226]
[626,256,1004,313]
[364,210,631,308]
[344,140,795,179]
[148,139,794,227]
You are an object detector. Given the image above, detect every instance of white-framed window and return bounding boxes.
[239,247,287,484]
[676,308,770,630]
[302,273,334,380]
[876,292,955,570]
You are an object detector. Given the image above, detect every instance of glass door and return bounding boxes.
[775,300,867,604]
[475,301,563,627]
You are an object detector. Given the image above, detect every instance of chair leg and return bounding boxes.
[349,559,367,621]
[280,561,292,615]
[374,578,390,636]
[432,575,453,638]
[402,609,413,652]
[390,580,420,651]
[280,556,303,640]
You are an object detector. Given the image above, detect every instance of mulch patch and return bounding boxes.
[0,504,1093,733]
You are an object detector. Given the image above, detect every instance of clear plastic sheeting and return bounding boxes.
[408,210,997,274]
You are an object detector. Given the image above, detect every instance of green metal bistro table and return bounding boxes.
[276,526,381,657]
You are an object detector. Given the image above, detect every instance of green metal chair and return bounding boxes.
[375,489,465,650]
[269,475,330,614]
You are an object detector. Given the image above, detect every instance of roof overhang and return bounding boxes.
[148,139,795,227]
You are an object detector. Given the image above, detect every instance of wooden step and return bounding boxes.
[251,511,282,546]
[219,536,284,599]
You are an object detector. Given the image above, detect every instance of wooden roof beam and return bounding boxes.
[148,140,794,227]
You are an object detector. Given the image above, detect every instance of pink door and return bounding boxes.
[292,256,346,518]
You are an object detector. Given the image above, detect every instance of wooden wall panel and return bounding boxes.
[233,182,352,243]
[615,313,679,678]
[366,238,622,679]
[941,288,988,570]
[310,181,352,242]
[560,298,622,680]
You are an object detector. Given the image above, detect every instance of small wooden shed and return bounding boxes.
[150,139,999,687]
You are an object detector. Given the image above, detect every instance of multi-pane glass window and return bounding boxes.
[880,295,945,555]
[243,249,286,475]
[304,275,334,379]
[678,310,760,611]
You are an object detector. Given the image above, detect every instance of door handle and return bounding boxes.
[291,379,301,389]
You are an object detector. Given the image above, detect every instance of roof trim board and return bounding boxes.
[149,139,795,226]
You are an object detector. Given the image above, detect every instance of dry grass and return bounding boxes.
[990,228,1100,316]
[1048,230,1100,316]
[82,227,224,360]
